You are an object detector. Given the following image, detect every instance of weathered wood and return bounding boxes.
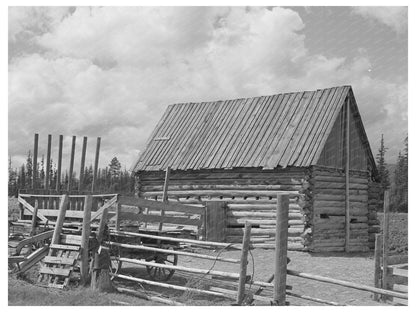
[60,234,82,245]
[236,222,252,305]
[286,291,343,306]
[228,218,303,226]
[55,135,63,191]
[227,227,303,236]
[18,196,49,222]
[81,195,92,285]
[345,98,350,252]
[120,196,204,214]
[373,234,382,301]
[45,134,52,190]
[287,269,408,299]
[205,201,227,242]
[50,244,80,251]
[32,133,39,189]
[115,201,121,231]
[68,136,76,192]
[228,203,301,210]
[51,195,69,245]
[91,195,118,221]
[44,256,76,265]
[382,190,390,301]
[141,189,300,198]
[159,166,171,231]
[78,136,87,191]
[15,230,54,255]
[227,211,302,218]
[141,184,303,191]
[108,242,239,263]
[91,137,101,193]
[39,267,71,276]
[96,208,108,243]
[30,200,39,236]
[112,273,235,300]
[116,287,184,306]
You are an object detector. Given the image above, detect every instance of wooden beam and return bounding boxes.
[68,136,76,192]
[81,195,92,285]
[30,200,39,236]
[45,134,52,190]
[32,133,39,189]
[119,196,204,214]
[78,136,87,191]
[382,190,390,301]
[90,195,118,221]
[18,196,48,222]
[91,137,101,193]
[159,166,171,231]
[96,207,108,243]
[345,99,351,252]
[51,195,69,245]
[274,194,289,305]
[236,221,252,305]
[56,135,63,191]
[373,233,382,301]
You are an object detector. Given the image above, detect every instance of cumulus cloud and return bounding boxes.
[8,6,407,170]
[352,7,407,33]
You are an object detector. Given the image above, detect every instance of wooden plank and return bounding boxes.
[392,284,408,293]
[44,256,76,265]
[236,222,251,305]
[158,167,171,231]
[60,234,82,245]
[18,196,48,222]
[45,134,52,189]
[119,197,204,214]
[250,93,292,167]
[32,133,39,189]
[81,195,92,285]
[345,99,351,252]
[78,136,87,191]
[39,267,71,276]
[205,201,227,242]
[91,195,118,221]
[50,244,80,251]
[68,136,76,192]
[236,94,278,167]
[141,189,299,198]
[15,230,54,255]
[118,211,202,226]
[382,190,390,300]
[56,134,63,191]
[24,208,84,219]
[91,137,101,193]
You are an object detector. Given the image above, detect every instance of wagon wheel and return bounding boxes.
[146,248,178,281]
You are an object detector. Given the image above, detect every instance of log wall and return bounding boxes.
[367,182,382,249]
[310,166,370,252]
[137,167,310,250]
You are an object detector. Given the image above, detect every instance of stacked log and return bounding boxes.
[137,168,310,250]
[367,182,382,249]
[310,166,369,252]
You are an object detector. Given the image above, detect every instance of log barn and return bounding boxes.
[131,85,381,252]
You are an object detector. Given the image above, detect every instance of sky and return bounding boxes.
[8,6,408,173]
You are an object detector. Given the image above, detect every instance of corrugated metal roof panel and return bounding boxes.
[132,85,371,171]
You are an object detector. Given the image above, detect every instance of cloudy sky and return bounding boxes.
[8,6,408,173]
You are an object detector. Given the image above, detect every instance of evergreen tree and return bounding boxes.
[39,155,45,188]
[109,157,122,179]
[376,134,390,191]
[18,164,26,189]
[393,136,408,212]
[8,156,17,196]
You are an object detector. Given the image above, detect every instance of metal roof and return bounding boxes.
[133,85,374,172]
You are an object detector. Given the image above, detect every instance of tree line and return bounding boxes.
[8,154,135,196]
[376,134,408,212]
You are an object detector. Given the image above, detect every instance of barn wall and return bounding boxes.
[137,167,310,250]
[317,102,367,171]
[368,182,382,249]
[310,166,369,252]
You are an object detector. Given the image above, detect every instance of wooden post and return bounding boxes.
[30,200,39,236]
[78,136,88,191]
[91,137,101,193]
[345,99,351,252]
[159,166,171,231]
[382,190,390,301]
[205,202,227,242]
[115,200,121,231]
[32,133,39,189]
[81,195,92,285]
[274,194,289,305]
[236,221,251,305]
[56,135,63,192]
[373,233,382,301]
[97,207,108,243]
[45,134,52,190]
[68,136,76,192]
[51,195,69,245]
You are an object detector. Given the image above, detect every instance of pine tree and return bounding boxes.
[376,134,390,191]
[109,157,122,179]
[39,155,45,188]
[25,150,33,188]
[393,136,408,212]
[8,156,17,196]
[18,164,26,189]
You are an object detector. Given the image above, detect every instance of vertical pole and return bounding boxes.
[236,221,251,305]
[81,195,92,285]
[32,133,39,190]
[159,166,171,231]
[96,208,108,243]
[30,200,39,236]
[382,190,390,301]
[56,135,63,192]
[345,99,351,252]
[373,233,382,301]
[79,136,88,191]
[115,196,121,231]
[68,136,76,192]
[91,137,101,193]
[274,194,289,306]
[45,134,52,190]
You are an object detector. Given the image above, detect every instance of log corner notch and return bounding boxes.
[299,169,313,249]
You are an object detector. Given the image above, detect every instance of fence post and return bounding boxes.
[81,195,92,285]
[115,196,121,231]
[30,200,39,236]
[274,194,289,305]
[382,190,390,301]
[236,221,251,305]
[373,233,382,301]
[205,201,227,242]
